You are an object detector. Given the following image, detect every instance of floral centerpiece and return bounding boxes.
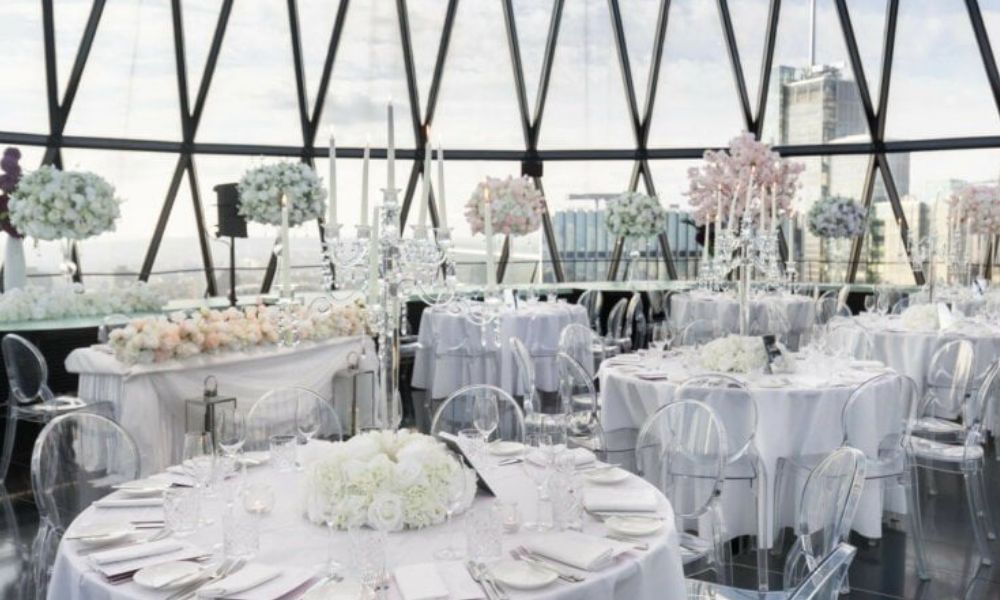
[107,301,368,365]
[8,165,122,240]
[698,335,768,373]
[685,132,804,226]
[304,429,472,530]
[0,148,23,239]
[464,175,544,237]
[237,162,326,226]
[605,192,668,238]
[807,196,866,239]
[899,303,939,331]
[948,184,1000,235]
[0,282,165,323]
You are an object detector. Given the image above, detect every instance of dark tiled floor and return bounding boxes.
[2,445,999,599]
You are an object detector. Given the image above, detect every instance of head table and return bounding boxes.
[599,349,905,544]
[49,442,685,600]
[65,336,376,475]
[411,301,589,399]
[668,291,815,349]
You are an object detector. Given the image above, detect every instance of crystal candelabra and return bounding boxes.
[324,189,505,429]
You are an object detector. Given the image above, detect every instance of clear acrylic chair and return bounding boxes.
[890,296,911,315]
[246,387,343,451]
[685,542,857,600]
[679,319,720,347]
[559,322,616,376]
[605,297,630,352]
[509,336,537,407]
[773,374,923,583]
[677,374,770,591]
[625,292,647,351]
[556,352,605,458]
[910,339,975,441]
[576,289,604,334]
[636,399,731,584]
[430,384,525,443]
[1,334,101,484]
[30,412,140,598]
[908,358,1000,573]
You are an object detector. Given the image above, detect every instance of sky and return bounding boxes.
[2,0,1000,280]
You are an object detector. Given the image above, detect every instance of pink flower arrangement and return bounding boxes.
[949,184,1000,235]
[108,301,369,365]
[685,132,804,225]
[464,175,545,237]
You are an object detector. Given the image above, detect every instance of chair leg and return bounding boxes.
[771,459,788,557]
[752,458,770,593]
[711,502,732,586]
[905,467,931,580]
[0,406,16,484]
[963,471,992,568]
[926,469,939,496]
[974,469,997,541]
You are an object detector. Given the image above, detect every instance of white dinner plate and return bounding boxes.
[133,561,203,590]
[489,559,558,590]
[584,467,630,485]
[488,441,525,457]
[113,479,172,497]
[604,515,664,537]
[65,523,134,547]
[301,579,365,600]
[239,451,270,467]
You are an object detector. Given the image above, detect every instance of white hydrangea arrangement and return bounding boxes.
[8,166,122,240]
[465,175,545,237]
[698,335,768,373]
[237,162,326,226]
[0,282,164,323]
[807,196,866,239]
[107,301,368,365]
[605,192,668,238]
[949,184,1000,235]
[304,429,473,530]
[899,303,939,331]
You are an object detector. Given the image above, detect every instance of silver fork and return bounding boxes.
[476,562,509,600]
[465,561,497,600]
[509,549,583,582]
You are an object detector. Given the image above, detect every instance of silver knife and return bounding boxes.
[465,561,496,600]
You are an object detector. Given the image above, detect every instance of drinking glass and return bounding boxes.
[222,506,260,559]
[458,428,486,464]
[182,432,215,488]
[349,527,387,594]
[864,295,876,314]
[521,432,553,532]
[242,482,276,516]
[307,480,343,577]
[497,500,521,533]
[650,322,674,357]
[473,394,499,442]
[269,434,297,472]
[163,488,199,537]
[217,409,246,457]
[434,453,469,560]
[464,503,504,561]
[296,397,321,444]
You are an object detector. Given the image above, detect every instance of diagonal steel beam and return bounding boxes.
[396,0,428,227]
[715,0,754,132]
[753,0,781,137]
[501,0,532,147]
[423,0,459,129]
[308,0,351,138]
[965,0,1000,117]
[185,158,218,295]
[529,0,566,146]
[287,0,312,155]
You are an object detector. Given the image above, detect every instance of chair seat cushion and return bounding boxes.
[910,436,983,463]
[911,417,964,437]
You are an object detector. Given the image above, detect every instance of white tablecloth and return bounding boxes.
[830,315,1000,400]
[599,351,905,544]
[48,444,686,600]
[412,302,590,398]
[66,337,375,474]
[670,292,815,348]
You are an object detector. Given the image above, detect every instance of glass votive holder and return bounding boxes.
[497,500,520,534]
[242,482,276,516]
[464,503,504,562]
[223,506,260,559]
[163,488,199,537]
[269,434,297,472]
[349,527,388,592]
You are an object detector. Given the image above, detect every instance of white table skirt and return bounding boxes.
[65,337,375,474]
[670,292,814,347]
[412,302,590,399]
[48,444,686,600]
[599,352,905,545]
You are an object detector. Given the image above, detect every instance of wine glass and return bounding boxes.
[434,453,469,560]
[473,393,499,442]
[521,432,553,532]
[182,432,215,525]
[308,478,343,577]
[296,396,321,444]
[217,410,246,458]
[650,322,674,358]
[864,295,876,314]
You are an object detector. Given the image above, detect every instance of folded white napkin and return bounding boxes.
[197,564,282,598]
[437,562,487,600]
[92,544,206,579]
[523,531,629,571]
[528,447,594,467]
[394,564,449,600]
[94,497,164,509]
[90,540,183,566]
[583,488,659,513]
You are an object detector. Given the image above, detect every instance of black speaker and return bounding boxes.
[214,183,247,238]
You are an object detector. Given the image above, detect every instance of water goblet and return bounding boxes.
[222,505,260,559]
[182,432,215,523]
[472,393,499,442]
[650,321,674,358]
[307,478,343,577]
[216,409,246,458]
[521,432,554,532]
[269,434,298,473]
[163,488,199,537]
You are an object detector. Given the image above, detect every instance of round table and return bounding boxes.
[412,301,590,399]
[830,314,1000,406]
[599,349,905,544]
[669,292,814,349]
[49,443,685,600]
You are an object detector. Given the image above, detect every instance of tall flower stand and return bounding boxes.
[3,237,26,291]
